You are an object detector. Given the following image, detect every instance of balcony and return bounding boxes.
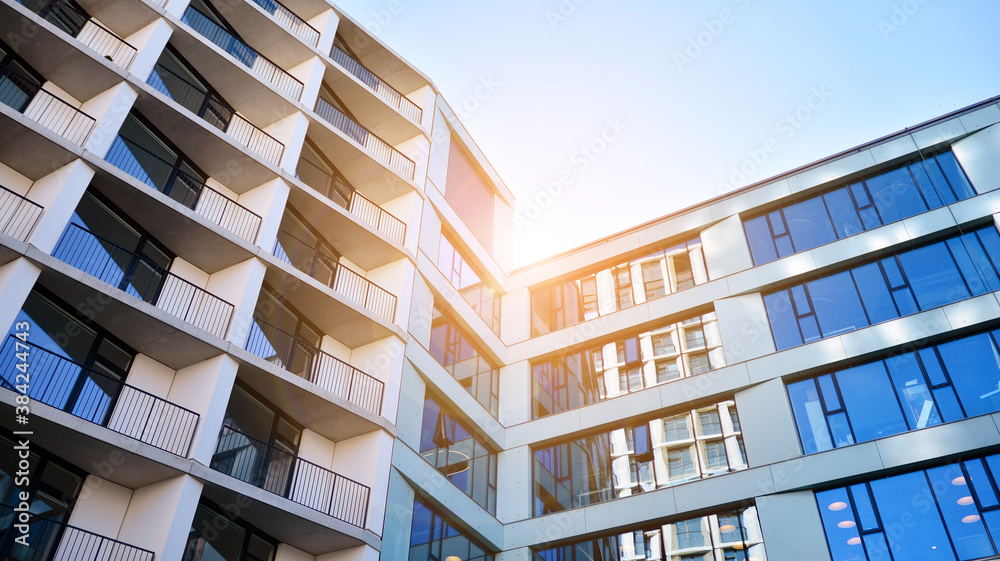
[329,45,422,124]
[314,97,415,181]
[0,504,153,561]
[273,230,397,323]
[0,336,199,456]
[147,63,285,167]
[18,0,137,70]
[248,0,319,47]
[106,135,262,244]
[181,5,304,101]
[1,61,95,146]
[246,317,384,416]
[0,185,44,243]
[53,223,235,339]
[296,158,406,246]
[211,424,370,528]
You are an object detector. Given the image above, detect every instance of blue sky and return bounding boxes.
[331,0,1000,267]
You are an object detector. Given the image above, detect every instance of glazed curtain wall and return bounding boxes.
[765,225,1000,351]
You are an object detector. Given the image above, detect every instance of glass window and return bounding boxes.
[183,502,277,561]
[445,140,495,253]
[745,150,978,265]
[419,396,497,514]
[409,499,493,561]
[431,303,499,417]
[641,261,666,300]
[766,226,1000,351]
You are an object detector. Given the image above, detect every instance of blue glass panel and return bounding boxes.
[891,287,919,316]
[764,291,803,351]
[909,160,944,209]
[827,412,854,448]
[937,151,977,200]
[851,263,898,324]
[818,374,841,411]
[850,182,870,206]
[987,455,1000,492]
[784,197,837,252]
[938,333,1000,417]
[859,206,882,230]
[788,380,832,454]
[898,242,970,310]
[800,314,821,344]
[866,166,929,224]
[983,511,1000,559]
[863,533,889,560]
[881,257,906,289]
[947,236,993,296]
[768,210,786,235]
[870,471,955,561]
[806,273,869,338]
[974,228,1000,291]
[824,188,864,239]
[775,235,794,258]
[964,459,998,508]
[927,464,994,560]
[836,362,907,443]
[920,348,948,386]
[816,488,862,561]
[885,353,941,430]
[791,285,811,315]
[850,483,879,532]
[744,216,778,265]
[932,386,965,423]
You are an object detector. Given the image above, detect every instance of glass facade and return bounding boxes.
[533,506,766,560]
[409,498,493,561]
[430,302,499,417]
[789,326,1000,454]
[530,238,707,337]
[437,232,502,336]
[764,226,1000,351]
[744,151,975,265]
[533,400,746,516]
[182,501,277,561]
[532,312,724,419]
[817,453,1000,561]
[419,396,497,514]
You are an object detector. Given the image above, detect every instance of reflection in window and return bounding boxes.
[533,401,746,516]
[183,501,276,561]
[789,328,1000,454]
[533,507,766,561]
[409,498,493,561]
[744,150,976,265]
[419,397,497,514]
[429,303,499,417]
[530,238,707,337]
[764,226,1000,351]
[437,232,502,336]
[817,453,1000,561]
[532,313,725,419]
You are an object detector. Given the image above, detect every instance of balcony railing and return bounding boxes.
[19,0,137,69]
[106,135,262,244]
[329,45,422,123]
[246,317,384,415]
[0,504,154,561]
[296,159,406,245]
[273,230,397,322]
[314,97,415,180]
[1,61,96,146]
[53,223,235,338]
[182,5,304,101]
[0,336,200,456]
[147,63,285,167]
[211,425,370,527]
[248,0,320,48]
[0,185,44,242]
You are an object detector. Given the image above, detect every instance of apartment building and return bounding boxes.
[3,0,1000,560]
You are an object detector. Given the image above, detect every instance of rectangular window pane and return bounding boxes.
[898,241,970,309]
[870,471,954,561]
[744,215,778,264]
[805,273,869,338]
[927,464,994,560]
[784,196,837,252]
[885,353,941,430]
[851,262,898,324]
[835,362,908,443]
[764,291,803,350]
[938,333,1000,417]
[866,166,929,224]
[823,187,864,239]
[788,380,833,454]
